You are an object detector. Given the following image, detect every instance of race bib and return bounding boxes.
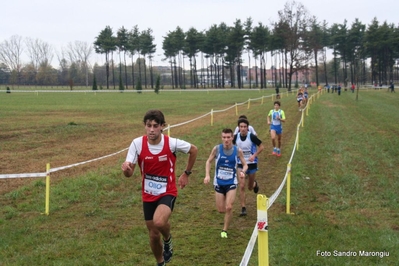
[217,166,234,180]
[243,151,252,161]
[144,174,167,196]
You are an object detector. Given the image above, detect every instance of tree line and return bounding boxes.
[1,1,398,90]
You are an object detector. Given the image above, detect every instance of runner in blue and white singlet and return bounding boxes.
[204,128,247,238]
[267,101,286,156]
[232,118,264,216]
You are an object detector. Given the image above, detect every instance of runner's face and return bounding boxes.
[239,123,248,135]
[221,132,233,148]
[145,120,163,142]
[274,103,280,110]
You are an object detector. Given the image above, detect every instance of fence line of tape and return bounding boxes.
[0,172,48,179]
[239,90,320,266]
[1,89,298,181]
[0,148,128,179]
[49,148,128,173]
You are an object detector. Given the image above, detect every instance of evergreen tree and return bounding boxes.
[136,79,142,93]
[119,72,125,91]
[94,26,116,89]
[92,74,98,90]
[154,75,160,94]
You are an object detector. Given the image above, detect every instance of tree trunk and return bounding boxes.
[111,52,116,89]
[106,53,110,89]
[323,47,328,85]
[124,52,128,89]
[314,49,319,86]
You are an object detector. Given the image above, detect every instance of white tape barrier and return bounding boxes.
[1,90,297,180]
[0,148,128,179]
[239,91,319,266]
[1,88,275,93]
[50,148,128,173]
[0,172,48,179]
[240,225,258,266]
[165,112,211,129]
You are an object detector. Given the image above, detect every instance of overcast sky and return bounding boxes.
[2,0,397,67]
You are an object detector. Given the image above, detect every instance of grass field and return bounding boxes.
[0,88,398,266]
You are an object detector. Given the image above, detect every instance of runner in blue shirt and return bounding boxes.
[204,128,247,238]
[267,101,286,157]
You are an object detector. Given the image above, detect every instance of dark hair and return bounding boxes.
[143,110,166,125]
[222,128,233,134]
[237,118,249,127]
[238,115,248,120]
[274,101,281,106]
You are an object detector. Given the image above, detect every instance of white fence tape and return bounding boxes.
[240,225,259,266]
[0,91,282,180]
[0,148,128,179]
[0,90,299,180]
[49,148,128,173]
[239,92,318,266]
[0,173,48,179]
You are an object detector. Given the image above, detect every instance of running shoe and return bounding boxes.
[240,207,247,217]
[163,235,173,263]
[277,149,281,157]
[157,262,166,266]
[253,180,259,193]
[272,147,277,155]
[221,231,228,238]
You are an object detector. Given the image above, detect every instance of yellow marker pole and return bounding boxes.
[257,194,269,266]
[296,125,300,151]
[301,111,304,128]
[235,103,238,116]
[286,163,292,214]
[45,163,50,215]
[306,104,309,116]
[167,125,170,136]
[211,109,214,126]
[247,99,250,109]
[261,96,264,105]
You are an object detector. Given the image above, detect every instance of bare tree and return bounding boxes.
[25,38,54,70]
[65,41,93,86]
[277,1,313,91]
[0,35,24,84]
[25,38,54,87]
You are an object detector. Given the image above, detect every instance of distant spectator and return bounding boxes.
[351,83,355,93]
[325,84,330,93]
[275,86,280,99]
